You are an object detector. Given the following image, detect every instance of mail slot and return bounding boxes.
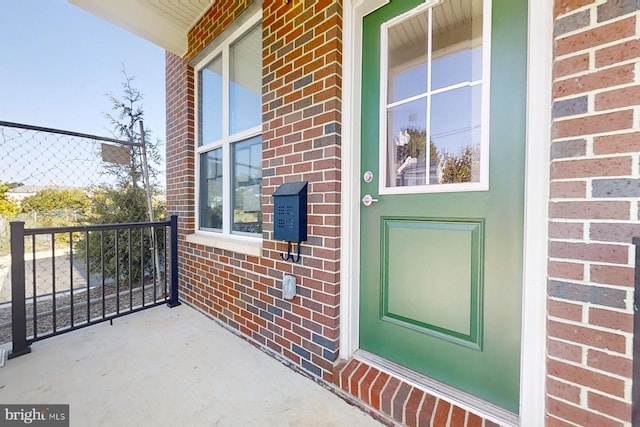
[273,181,308,243]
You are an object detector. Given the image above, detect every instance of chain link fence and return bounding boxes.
[0,121,165,343]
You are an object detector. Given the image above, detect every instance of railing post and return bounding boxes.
[9,221,31,358]
[167,215,181,308]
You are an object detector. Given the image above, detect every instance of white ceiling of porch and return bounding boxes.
[69,0,215,56]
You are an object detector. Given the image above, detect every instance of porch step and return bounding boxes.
[334,352,518,426]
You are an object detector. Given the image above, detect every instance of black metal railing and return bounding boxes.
[9,215,180,358]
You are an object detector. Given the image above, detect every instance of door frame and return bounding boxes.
[339,0,551,425]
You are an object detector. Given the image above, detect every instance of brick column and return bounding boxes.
[165,51,195,290]
[261,0,343,382]
[547,1,640,425]
[165,0,344,383]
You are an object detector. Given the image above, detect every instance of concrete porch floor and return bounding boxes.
[0,304,383,427]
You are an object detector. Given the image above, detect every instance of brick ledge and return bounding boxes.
[334,351,518,427]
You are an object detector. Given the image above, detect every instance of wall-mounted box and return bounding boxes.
[273,181,308,243]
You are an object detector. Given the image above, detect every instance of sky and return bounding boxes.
[0,0,166,141]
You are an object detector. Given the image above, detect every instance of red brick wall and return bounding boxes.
[185,0,254,60]
[548,1,640,425]
[261,0,343,380]
[166,0,344,384]
[166,52,194,236]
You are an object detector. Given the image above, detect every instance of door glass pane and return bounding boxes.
[386,98,428,187]
[232,136,262,234]
[383,0,485,191]
[387,10,428,103]
[431,0,482,91]
[430,85,481,184]
[200,55,223,145]
[431,47,481,91]
[230,25,262,135]
[200,148,223,230]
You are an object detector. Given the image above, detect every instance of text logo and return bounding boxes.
[0,405,69,427]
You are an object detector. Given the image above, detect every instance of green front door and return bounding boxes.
[359,0,527,413]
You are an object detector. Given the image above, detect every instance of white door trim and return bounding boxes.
[519,0,552,424]
[339,0,550,424]
[339,0,389,357]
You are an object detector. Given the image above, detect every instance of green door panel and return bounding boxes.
[383,218,483,346]
[359,0,527,413]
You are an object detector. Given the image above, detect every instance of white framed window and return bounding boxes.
[192,13,263,253]
[379,0,491,194]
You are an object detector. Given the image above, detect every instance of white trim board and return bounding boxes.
[519,0,552,424]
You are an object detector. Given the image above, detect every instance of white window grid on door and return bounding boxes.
[378,0,492,195]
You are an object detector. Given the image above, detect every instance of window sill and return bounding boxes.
[185,232,262,257]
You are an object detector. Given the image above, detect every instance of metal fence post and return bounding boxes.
[167,215,181,308]
[9,221,31,358]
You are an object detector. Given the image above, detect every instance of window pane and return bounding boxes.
[230,25,262,134]
[386,98,428,187]
[387,10,428,103]
[232,136,262,233]
[430,85,482,184]
[431,0,482,90]
[200,55,223,145]
[200,149,223,230]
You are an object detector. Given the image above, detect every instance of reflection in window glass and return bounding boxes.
[232,136,262,233]
[431,47,481,91]
[230,25,262,135]
[200,56,223,145]
[430,85,482,184]
[197,17,263,236]
[431,0,482,91]
[384,0,484,189]
[386,99,428,187]
[387,10,428,103]
[200,149,223,230]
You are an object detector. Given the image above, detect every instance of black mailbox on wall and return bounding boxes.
[273,181,308,243]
